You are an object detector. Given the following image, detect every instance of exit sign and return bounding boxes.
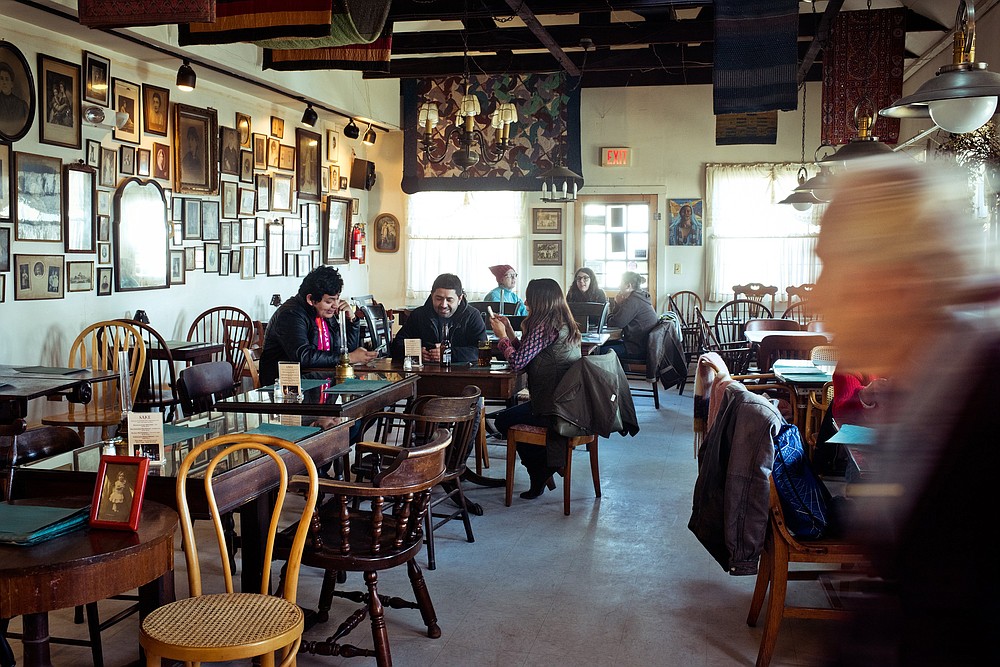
[601,147,631,166]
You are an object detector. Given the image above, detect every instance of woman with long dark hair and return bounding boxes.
[491,278,582,499]
[566,266,607,303]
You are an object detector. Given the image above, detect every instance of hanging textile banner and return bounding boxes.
[179,0,333,45]
[78,0,215,29]
[254,0,390,49]
[263,31,392,72]
[716,111,779,145]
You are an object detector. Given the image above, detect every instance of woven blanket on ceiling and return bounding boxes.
[178,0,333,46]
[262,31,392,72]
[822,8,904,146]
[400,74,582,194]
[254,0,390,48]
[714,0,798,114]
[78,0,215,28]
[715,111,778,145]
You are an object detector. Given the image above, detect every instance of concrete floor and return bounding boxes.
[7,387,842,666]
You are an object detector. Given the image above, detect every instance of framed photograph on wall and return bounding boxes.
[240,217,256,244]
[221,180,238,219]
[532,240,563,266]
[271,173,293,212]
[152,142,170,181]
[98,242,111,265]
[270,115,284,138]
[240,246,255,279]
[238,187,255,216]
[373,213,399,253]
[99,147,116,188]
[13,253,64,300]
[219,251,230,276]
[239,150,253,184]
[119,145,135,175]
[37,54,81,149]
[63,163,96,253]
[326,128,339,162]
[667,198,704,246]
[15,152,62,242]
[532,208,562,234]
[1,142,11,221]
[89,455,149,531]
[0,42,35,143]
[267,221,284,276]
[278,144,295,172]
[295,128,321,201]
[204,242,219,273]
[283,217,302,252]
[236,112,252,148]
[255,173,270,211]
[111,77,140,144]
[98,214,110,242]
[66,260,94,292]
[329,165,340,191]
[0,227,10,271]
[83,51,110,107]
[323,195,350,265]
[86,139,100,168]
[252,132,267,170]
[170,249,185,284]
[96,267,112,295]
[183,198,202,239]
[219,126,240,176]
[267,137,280,168]
[136,148,151,177]
[173,103,218,195]
[141,84,169,137]
[201,200,220,241]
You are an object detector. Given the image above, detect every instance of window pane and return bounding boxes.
[584,232,605,259]
[627,205,649,232]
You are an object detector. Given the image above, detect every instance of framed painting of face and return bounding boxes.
[111,78,140,145]
[37,54,81,149]
[142,84,169,137]
[173,103,218,195]
[83,51,110,107]
[296,128,321,202]
[0,42,36,143]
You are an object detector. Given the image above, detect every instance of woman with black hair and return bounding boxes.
[566,266,607,303]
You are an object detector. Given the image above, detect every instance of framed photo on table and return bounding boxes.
[532,208,562,234]
[37,54,81,150]
[111,78,140,145]
[83,51,110,107]
[89,455,149,531]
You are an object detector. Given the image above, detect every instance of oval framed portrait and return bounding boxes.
[0,41,36,142]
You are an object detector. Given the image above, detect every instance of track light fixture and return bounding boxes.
[362,124,376,146]
[344,118,360,139]
[176,60,197,92]
[301,103,318,127]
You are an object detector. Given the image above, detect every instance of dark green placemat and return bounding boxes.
[324,379,392,392]
[245,423,321,441]
[163,424,214,446]
[0,505,90,546]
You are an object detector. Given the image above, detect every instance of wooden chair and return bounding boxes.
[806,320,830,333]
[139,434,318,667]
[176,361,237,415]
[667,290,702,325]
[745,318,801,332]
[785,283,816,303]
[116,319,181,422]
[239,343,261,389]
[810,345,839,370]
[732,283,778,314]
[278,431,451,666]
[504,424,600,516]
[360,302,393,354]
[714,298,773,347]
[41,321,146,441]
[804,382,834,457]
[186,306,253,387]
[780,300,822,326]
[622,318,679,408]
[668,291,704,391]
[755,334,829,373]
[568,301,610,333]
[746,478,868,667]
[694,306,753,375]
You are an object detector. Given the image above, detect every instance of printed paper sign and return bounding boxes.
[128,411,165,464]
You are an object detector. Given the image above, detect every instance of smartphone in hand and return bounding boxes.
[487,305,495,319]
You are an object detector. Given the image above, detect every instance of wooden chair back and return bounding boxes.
[806,320,830,333]
[239,343,261,389]
[468,300,516,316]
[785,283,816,303]
[714,298,773,346]
[568,301,609,333]
[410,386,481,476]
[755,334,829,373]
[186,306,253,386]
[745,318,801,332]
[352,294,376,307]
[2,426,83,501]
[359,303,393,354]
[804,382,835,453]
[116,319,181,421]
[732,283,777,313]
[176,434,318,600]
[177,361,237,415]
[667,290,703,326]
[780,300,822,326]
[67,321,147,415]
[695,306,752,375]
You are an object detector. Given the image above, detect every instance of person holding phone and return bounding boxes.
[602,271,658,360]
[390,273,486,363]
[490,278,582,499]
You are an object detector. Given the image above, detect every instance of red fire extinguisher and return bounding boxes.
[351,223,367,264]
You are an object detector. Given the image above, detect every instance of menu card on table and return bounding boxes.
[128,411,165,464]
[278,361,302,399]
[403,338,423,369]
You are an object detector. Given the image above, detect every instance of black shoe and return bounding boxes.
[520,486,545,500]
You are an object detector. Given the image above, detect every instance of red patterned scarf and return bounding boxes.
[316,317,331,351]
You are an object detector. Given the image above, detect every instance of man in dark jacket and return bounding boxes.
[390,273,486,364]
[259,266,377,385]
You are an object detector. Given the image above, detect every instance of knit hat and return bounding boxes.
[489,264,514,282]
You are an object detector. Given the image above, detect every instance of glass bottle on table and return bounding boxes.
[440,322,452,366]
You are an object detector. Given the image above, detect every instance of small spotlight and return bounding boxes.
[362,124,376,146]
[344,118,360,139]
[301,104,318,127]
[176,60,196,92]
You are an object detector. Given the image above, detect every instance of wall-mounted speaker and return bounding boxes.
[350,158,376,191]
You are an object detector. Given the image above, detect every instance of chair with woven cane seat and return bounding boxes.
[746,478,869,667]
[504,425,600,515]
[138,434,318,667]
[41,321,146,442]
[279,430,451,666]
[186,306,254,387]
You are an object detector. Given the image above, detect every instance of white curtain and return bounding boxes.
[705,163,824,305]
[405,191,527,302]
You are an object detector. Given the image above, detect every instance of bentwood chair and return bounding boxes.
[668,291,704,389]
[239,343,261,389]
[780,300,822,327]
[733,283,778,314]
[139,435,318,667]
[745,318,801,333]
[277,431,450,666]
[714,299,773,348]
[115,319,181,422]
[41,321,146,441]
[695,306,753,375]
[186,306,254,387]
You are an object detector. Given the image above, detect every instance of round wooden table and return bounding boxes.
[0,500,177,667]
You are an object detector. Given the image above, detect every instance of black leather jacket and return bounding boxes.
[259,295,360,385]
[389,296,486,364]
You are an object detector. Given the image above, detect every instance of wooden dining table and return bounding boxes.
[744,329,834,345]
[0,366,117,436]
[145,339,224,365]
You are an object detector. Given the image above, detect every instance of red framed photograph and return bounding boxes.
[89,455,149,531]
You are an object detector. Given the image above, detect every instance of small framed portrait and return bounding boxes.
[98,242,111,265]
[66,260,94,292]
[171,196,183,222]
[326,128,339,162]
[201,200,220,241]
[667,198,704,247]
[271,173,293,213]
[283,217,302,252]
[239,150,253,183]
[219,221,232,250]
[238,217,255,245]
[111,77,140,145]
[99,147,116,188]
[13,253,63,300]
[83,51,110,107]
[532,208,562,234]
[96,267,112,295]
[119,145,135,175]
[339,176,348,190]
[98,214,110,242]
[297,253,311,277]
[373,213,399,253]
[532,240,563,266]
[184,246,195,270]
[136,148,151,177]
[320,165,329,193]
[230,248,241,274]
[0,42,36,143]
[278,144,295,171]
[217,251,228,275]
[86,139,101,168]
[295,128,321,201]
[236,112,252,148]
[15,152,62,242]
[252,132,267,169]
[152,142,170,181]
[238,187,256,216]
[0,274,4,303]
[267,137,280,168]
[351,197,359,215]
[184,198,202,239]
[323,195,351,265]
[141,84,169,137]
[270,115,284,138]
[97,190,111,216]
[266,221,284,275]
[204,242,220,273]
[37,54,81,149]
[63,163,97,253]
[170,249,185,284]
[0,227,9,271]
[284,253,295,278]
[173,103,218,195]
[240,246,255,279]
[219,126,240,176]
[329,165,340,191]
[255,173,270,211]
[256,246,267,275]
[89,455,149,531]
[222,180,239,219]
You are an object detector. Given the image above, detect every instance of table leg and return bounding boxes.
[238,495,270,593]
[20,613,53,667]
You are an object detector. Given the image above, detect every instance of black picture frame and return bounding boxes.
[170,249,185,284]
[184,198,202,239]
[137,148,151,177]
[222,180,238,219]
[295,128,321,202]
[141,83,169,137]
[37,54,81,150]
[0,42,35,143]
[239,150,253,184]
[323,195,351,265]
[83,51,110,107]
[173,103,218,195]
[253,132,267,170]
[67,260,94,292]
[14,152,62,242]
[219,125,239,176]
[201,200,220,241]
[86,139,101,168]
[63,163,97,254]
[0,226,9,271]
[119,145,135,176]
[111,77,140,145]
[96,267,112,295]
[99,147,116,188]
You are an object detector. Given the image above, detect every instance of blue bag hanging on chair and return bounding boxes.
[772,423,830,539]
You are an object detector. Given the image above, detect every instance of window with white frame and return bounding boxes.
[705,163,825,304]
[405,191,527,302]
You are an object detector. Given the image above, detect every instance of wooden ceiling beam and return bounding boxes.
[502,0,580,76]
[797,0,844,85]
[387,0,707,22]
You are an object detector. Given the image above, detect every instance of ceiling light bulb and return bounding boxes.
[176,60,196,92]
[792,201,813,212]
[928,95,998,133]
